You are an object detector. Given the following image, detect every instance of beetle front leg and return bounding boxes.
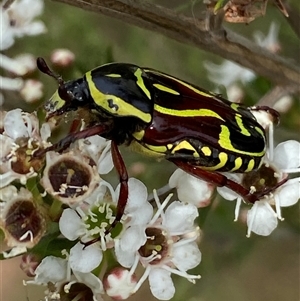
[105,141,129,234]
[34,123,112,157]
[170,159,286,204]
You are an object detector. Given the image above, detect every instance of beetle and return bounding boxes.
[35,57,283,233]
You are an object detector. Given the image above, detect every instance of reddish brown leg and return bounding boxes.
[170,159,287,204]
[34,123,111,157]
[83,142,129,247]
[105,141,129,234]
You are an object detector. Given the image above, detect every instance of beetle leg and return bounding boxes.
[105,141,129,234]
[170,159,287,204]
[33,123,112,157]
[81,141,129,248]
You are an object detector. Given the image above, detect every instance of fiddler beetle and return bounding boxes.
[35,57,284,234]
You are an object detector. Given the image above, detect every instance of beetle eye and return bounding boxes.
[58,85,73,103]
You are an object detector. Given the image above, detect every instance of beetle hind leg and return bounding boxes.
[170,159,287,204]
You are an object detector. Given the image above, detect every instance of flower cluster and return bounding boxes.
[0,108,204,300]
[0,0,46,104]
[203,22,282,103]
[0,0,76,105]
[1,103,299,300]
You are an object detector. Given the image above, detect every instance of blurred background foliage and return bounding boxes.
[1,0,299,301]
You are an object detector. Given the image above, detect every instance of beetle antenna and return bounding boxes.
[37,57,64,86]
[37,57,73,102]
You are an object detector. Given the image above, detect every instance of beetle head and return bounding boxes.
[37,57,89,120]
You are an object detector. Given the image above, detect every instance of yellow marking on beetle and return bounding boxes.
[171,141,199,157]
[255,126,265,139]
[145,144,168,154]
[154,104,225,120]
[245,159,255,172]
[145,69,213,98]
[47,90,65,111]
[201,146,212,157]
[132,130,145,141]
[230,103,240,112]
[202,152,228,171]
[230,157,243,172]
[219,125,265,157]
[235,114,251,136]
[86,71,152,123]
[153,83,180,95]
[105,73,122,78]
[129,141,165,158]
[134,68,151,99]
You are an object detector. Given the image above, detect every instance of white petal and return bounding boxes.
[82,137,113,174]
[59,209,83,240]
[69,242,103,273]
[217,173,242,201]
[204,60,256,87]
[116,178,148,211]
[247,202,278,236]
[34,256,67,284]
[169,169,213,206]
[97,149,113,174]
[0,11,15,50]
[149,269,175,300]
[10,0,44,20]
[277,181,300,207]
[172,241,202,271]
[273,140,300,169]
[40,123,51,141]
[168,169,182,188]
[217,186,239,201]
[120,226,147,252]
[164,201,198,233]
[115,241,136,268]
[4,109,28,139]
[0,171,19,188]
[128,202,153,226]
[18,21,47,36]
[73,271,104,294]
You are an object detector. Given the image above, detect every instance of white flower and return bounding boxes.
[59,181,108,242]
[114,178,153,267]
[40,150,102,206]
[31,255,103,300]
[204,60,256,88]
[218,140,300,236]
[0,109,50,187]
[204,22,281,90]
[0,186,46,249]
[4,0,46,44]
[59,177,150,251]
[0,0,46,104]
[169,169,214,207]
[116,191,201,300]
[253,22,281,53]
